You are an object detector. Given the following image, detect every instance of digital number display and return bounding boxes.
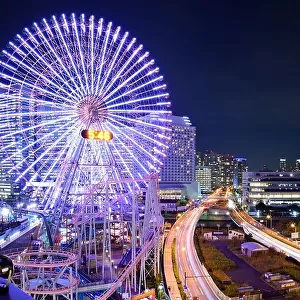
[81,129,113,141]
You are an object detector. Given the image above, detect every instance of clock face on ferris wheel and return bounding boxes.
[0,13,172,187]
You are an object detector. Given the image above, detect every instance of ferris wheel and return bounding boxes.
[0,13,172,193]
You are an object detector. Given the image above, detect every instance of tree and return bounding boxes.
[256,201,266,212]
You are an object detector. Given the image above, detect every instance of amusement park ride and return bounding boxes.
[0,13,171,299]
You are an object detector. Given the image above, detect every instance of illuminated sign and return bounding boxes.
[81,129,113,141]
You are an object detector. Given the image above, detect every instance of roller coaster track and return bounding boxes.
[96,229,157,300]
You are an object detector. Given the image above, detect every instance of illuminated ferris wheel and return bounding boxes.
[0,13,172,194]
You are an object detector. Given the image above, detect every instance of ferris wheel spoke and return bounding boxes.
[107,112,171,135]
[103,123,149,176]
[105,120,163,166]
[106,115,168,157]
[1,71,76,106]
[104,75,164,107]
[94,22,112,96]
[71,14,90,95]
[10,34,79,103]
[1,114,77,140]
[14,120,80,182]
[103,58,154,105]
[34,22,83,97]
[7,40,77,104]
[30,143,69,184]
[1,118,77,164]
[107,139,136,191]
[0,94,75,110]
[107,93,169,109]
[109,109,170,115]
[88,15,95,94]
[51,16,86,94]
[99,39,140,98]
[97,28,127,95]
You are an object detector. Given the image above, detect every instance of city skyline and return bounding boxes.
[1,1,300,170]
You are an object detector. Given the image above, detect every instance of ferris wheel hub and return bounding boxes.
[77,95,107,125]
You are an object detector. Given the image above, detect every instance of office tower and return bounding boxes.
[195,166,211,193]
[279,158,287,171]
[160,116,196,183]
[203,150,221,190]
[195,152,203,167]
[0,85,23,199]
[296,159,300,172]
[219,154,234,186]
[233,157,248,189]
[243,171,300,205]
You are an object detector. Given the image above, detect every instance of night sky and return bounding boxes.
[1,0,300,171]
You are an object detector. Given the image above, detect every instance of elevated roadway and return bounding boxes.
[232,209,300,262]
[164,207,229,300]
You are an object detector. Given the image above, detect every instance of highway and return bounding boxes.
[164,206,229,300]
[164,220,182,299]
[232,208,300,262]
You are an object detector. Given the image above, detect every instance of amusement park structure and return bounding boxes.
[0,13,171,299]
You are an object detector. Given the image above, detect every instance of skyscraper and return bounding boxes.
[279,158,287,171]
[160,116,196,183]
[219,154,234,186]
[202,150,221,191]
[195,166,211,193]
[233,157,248,189]
[296,159,300,171]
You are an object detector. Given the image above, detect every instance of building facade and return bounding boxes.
[195,166,212,194]
[202,150,221,191]
[233,157,248,189]
[159,116,199,203]
[160,116,196,183]
[242,171,300,205]
[219,154,234,187]
[279,158,287,172]
[295,159,300,172]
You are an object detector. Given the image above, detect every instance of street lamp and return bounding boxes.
[266,214,272,228]
[291,223,297,233]
[200,223,205,235]
[226,224,231,235]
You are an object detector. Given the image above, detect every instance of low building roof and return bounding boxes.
[241,242,268,251]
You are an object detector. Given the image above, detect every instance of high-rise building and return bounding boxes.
[219,154,234,186]
[243,171,300,205]
[0,85,22,200]
[279,158,287,171]
[195,166,211,193]
[295,159,300,172]
[202,150,221,190]
[160,116,196,183]
[233,157,248,189]
[195,152,203,167]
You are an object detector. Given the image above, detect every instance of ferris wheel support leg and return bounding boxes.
[131,187,138,291]
[107,216,113,281]
[92,198,98,274]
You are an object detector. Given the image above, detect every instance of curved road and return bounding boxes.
[176,208,220,300]
[164,207,228,300]
[233,209,300,262]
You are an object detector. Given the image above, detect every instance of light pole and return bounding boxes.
[226,224,231,235]
[266,214,272,228]
[217,224,220,232]
[200,223,205,235]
